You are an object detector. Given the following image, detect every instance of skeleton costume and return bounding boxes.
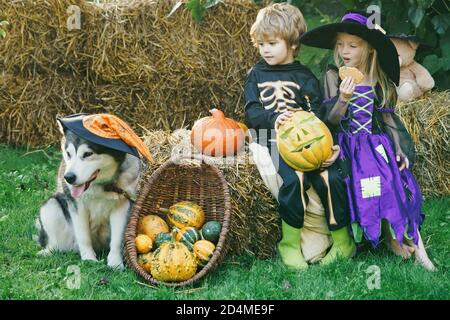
[244,59,350,231]
[301,11,424,247]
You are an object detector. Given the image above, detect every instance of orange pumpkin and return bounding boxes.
[277,111,333,172]
[137,215,170,241]
[191,108,245,157]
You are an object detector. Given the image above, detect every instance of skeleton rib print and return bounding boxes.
[258,80,301,113]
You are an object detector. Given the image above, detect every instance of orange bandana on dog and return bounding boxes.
[83,114,154,163]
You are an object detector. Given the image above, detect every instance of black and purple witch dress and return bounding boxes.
[323,84,424,247]
[300,10,424,247]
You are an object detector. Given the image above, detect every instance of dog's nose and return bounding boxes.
[64,172,77,185]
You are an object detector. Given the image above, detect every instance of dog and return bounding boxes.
[35,116,142,269]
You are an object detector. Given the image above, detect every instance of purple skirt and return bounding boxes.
[338,132,423,247]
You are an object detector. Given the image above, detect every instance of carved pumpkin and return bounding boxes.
[191,108,245,157]
[277,111,333,172]
[150,237,197,282]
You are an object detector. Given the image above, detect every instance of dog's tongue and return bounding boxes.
[71,184,86,198]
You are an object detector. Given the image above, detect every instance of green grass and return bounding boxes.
[1,143,449,300]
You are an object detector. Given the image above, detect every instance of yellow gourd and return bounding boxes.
[193,240,215,267]
[150,237,197,282]
[135,234,153,254]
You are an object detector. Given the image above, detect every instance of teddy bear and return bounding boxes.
[389,35,435,102]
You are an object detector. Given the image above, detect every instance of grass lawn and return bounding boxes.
[0,143,449,300]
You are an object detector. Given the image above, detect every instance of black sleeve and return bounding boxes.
[299,76,323,119]
[320,65,342,127]
[321,96,341,132]
[323,65,339,100]
[244,69,280,130]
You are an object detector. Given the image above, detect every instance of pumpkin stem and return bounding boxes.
[170,229,178,242]
[159,208,170,214]
[209,108,224,119]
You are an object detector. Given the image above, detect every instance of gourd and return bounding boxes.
[154,232,173,249]
[201,221,222,244]
[150,234,197,282]
[135,234,153,254]
[137,252,153,273]
[193,240,215,267]
[175,226,202,250]
[160,201,205,229]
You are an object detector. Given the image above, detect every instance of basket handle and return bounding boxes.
[170,153,207,165]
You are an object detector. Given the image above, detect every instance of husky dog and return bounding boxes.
[36,121,141,269]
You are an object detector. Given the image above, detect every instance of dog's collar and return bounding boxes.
[103,184,136,202]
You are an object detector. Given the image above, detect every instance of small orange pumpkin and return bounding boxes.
[137,215,169,241]
[135,234,153,254]
[191,108,245,157]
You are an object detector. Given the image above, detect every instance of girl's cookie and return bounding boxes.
[339,66,365,84]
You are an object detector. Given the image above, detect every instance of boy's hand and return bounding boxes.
[321,145,341,168]
[275,110,294,133]
[339,76,355,102]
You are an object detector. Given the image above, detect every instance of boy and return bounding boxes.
[244,3,355,269]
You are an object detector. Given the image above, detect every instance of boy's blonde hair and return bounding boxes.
[333,37,397,108]
[250,3,307,56]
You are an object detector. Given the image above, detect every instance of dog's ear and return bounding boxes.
[56,118,66,135]
[60,135,66,151]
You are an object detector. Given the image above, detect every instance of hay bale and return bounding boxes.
[0,74,93,146]
[141,129,280,258]
[0,0,260,145]
[396,91,450,198]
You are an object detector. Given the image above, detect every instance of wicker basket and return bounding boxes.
[125,155,232,287]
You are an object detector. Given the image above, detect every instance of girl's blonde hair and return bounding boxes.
[250,3,307,56]
[333,36,397,108]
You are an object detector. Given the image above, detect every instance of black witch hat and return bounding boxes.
[300,11,400,85]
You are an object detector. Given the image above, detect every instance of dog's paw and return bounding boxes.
[80,251,98,262]
[107,253,124,270]
[37,248,52,256]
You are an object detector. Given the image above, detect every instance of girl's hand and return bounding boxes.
[339,76,355,101]
[321,145,341,168]
[396,149,409,171]
[275,110,294,133]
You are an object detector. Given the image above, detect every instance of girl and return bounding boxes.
[300,11,435,271]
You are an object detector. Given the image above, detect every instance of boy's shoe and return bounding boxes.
[320,226,356,265]
[278,220,308,270]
